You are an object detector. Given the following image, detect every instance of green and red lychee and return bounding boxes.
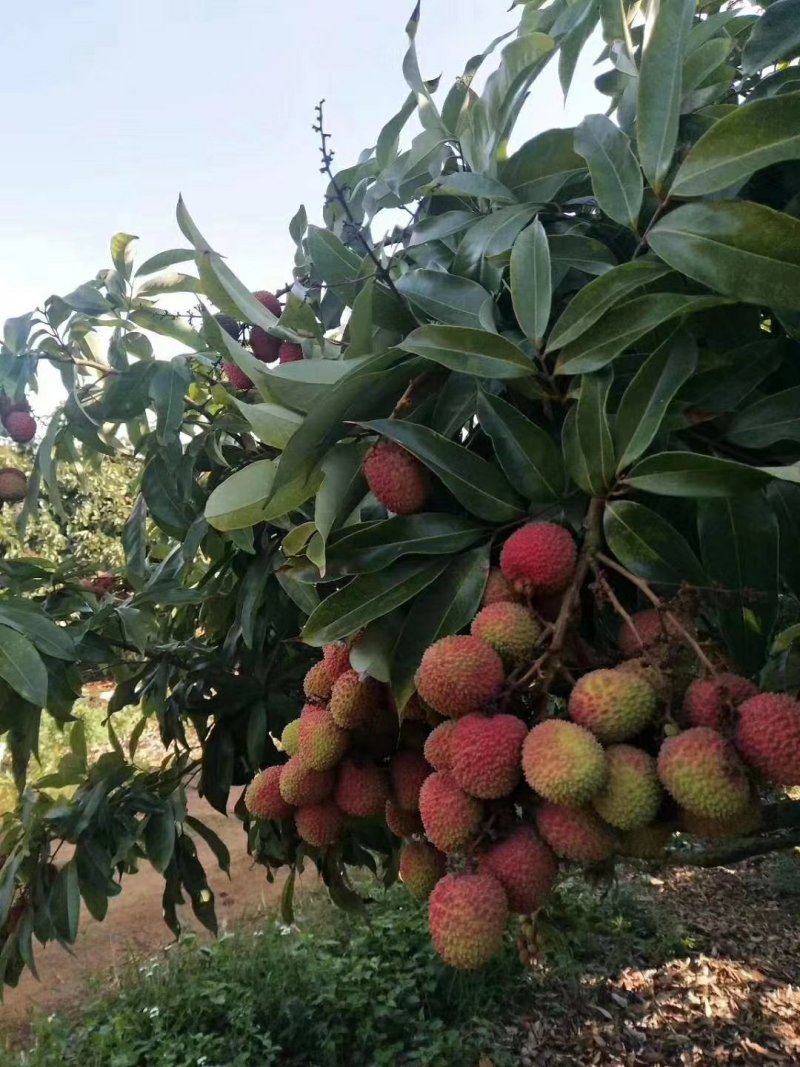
[735,692,800,785]
[244,766,294,821]
[448,713,527,799]
[329,669,377,729]
[482,567,520,608]
[499,522,576,597]
[568,668,658,743]
[470,602,541,666]
[416,635,505,718]
[419,771,482,853]
[478,826,557,913]
[278,754,335,806]
[298,706,349,771]
[423,720,457,772]
[385,798,423,838]
[657,727,750,818]
[680,798,762,841]
[535,803,616,864]
[323,642,351,682]
[399,840,446,900]
[522,720,608,807]
[280,718,302,757]
[618,609,694,659]
[591,745,663,831]
[363,440,429,515]
[303,661,332,703]
[428,872,509,969]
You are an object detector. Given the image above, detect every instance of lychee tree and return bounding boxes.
[4,0,800,985]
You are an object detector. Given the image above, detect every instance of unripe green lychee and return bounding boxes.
[0,468,27,504]
[329,669,378,729]
[303,661,332,703]
[657,727,750,818]
[470,603,541,666]
[449,713,527,799]
[591,745,663,831]
[482,567,521,607]
[535,803,616,864]
[417,635,505,719]
[478,826,557,913]
[295,801,344,847]
[423,720,457,772]
[363,440,428,515]
[499,522,576,597]
[682,673,757,730]
[279,754,335,806]
[568,668,658,743]
[389,750,432,812]
[334,758,389,817]
[522,720,608,807]
[735,692,800,785]
[428,872,509,970]
[385,798,423,838]
[280,718,301,756]
[244,766,293,820]
[399,840,446,900]
[419,771,482,853]
[298,707,349,771]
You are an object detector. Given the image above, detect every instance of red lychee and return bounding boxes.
[385,798,423,838]
[223,362,253,390]
[3,410,36,444]
[334,758,389,817]
[682,673,757,730]
[419,771,482,853]
[735,692,800,785]
[278,342,303,364]
[499,523,576,597]
[0,468,27,503]
[389,750,432,812]
[295,801,344,846]
[479,826,557,913]
[329,669,378,729]
[449,713,527,799]
[250,290,282,363]
[423,720,457,771]
[416,635,505,719]
[429,872,509,969]
[323,642,351,682]
[363,440,429,515]
[535,803,616,864]
[244,766,294,821]
[399,840,446,900]
[617,609,694,659]
[481,568,520,607]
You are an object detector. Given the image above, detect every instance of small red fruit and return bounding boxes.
[363,440,429,515]
[278,342,303,364]
[499,523,576,596]
[4,410,36,444]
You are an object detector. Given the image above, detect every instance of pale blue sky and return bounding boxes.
[1,1,603,351]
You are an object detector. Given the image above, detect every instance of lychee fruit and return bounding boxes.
[298,706,348,771]
[303,661,332,703]
[323,642,351,682]
[682,673,757,730]
[735,692,800,785]
[4,410,36,444]
[535,803,616,864]
[657,727,750,818]
[522,720,608,807]
[591,745,663,831]
[448,713,527,799]
[295,801,344,847]
[429,872,509,969]
[419,771,482,853]
[385,798,423,838]
[399,841,446,900]
[215,314,240,339]
[0,468,27,504]
[499,523,576,596]
[223,362,253,390]
[278,342,303,364]
[329,669,377,729]
[363,440,429,515]
[389,750,432,812]
[618,609,693,659]
[334,758,389,817]
[619,822,674,860]
[250,290,282,363]
[416,635,505,719]
[423,720,457,771]
[478,826,557,913]
[482,568,521,607]
[278,754,335,806]
[470,603,541,666]
[568,668,658,743]
[280,718,301,757]
[244,766,294,821]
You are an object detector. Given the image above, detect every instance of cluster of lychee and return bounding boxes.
[218,290,303,391]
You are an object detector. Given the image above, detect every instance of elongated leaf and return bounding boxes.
[306,227,365,307]
[0,625,48,706]
[135,248,195,277]
[615,329,697,470]
[110,233,137,279]
[451,205,538,283]
[398,325,533,379]
[326,514,487,576]
[626,452,770,497]
[548,235,617,277]
[726,386,800,449]
[395,271,494,330]
[303,557,447,645]
[408,211,477,247]
[672,94,800,197]
[637,0,696,196]
[315,443,369,562]
[129,308,205,350]
[576,369,615,494]
[204,460,277,531]
[604,500,705,586]
[742,0,800,73]
[648,201,800,312]
[61,283,111,316]
[360,418,525,523]
[50,860,80,944]
[500,128,586,203]
[149,358,190,444]
[574,114,642,231]
[767,481,800,599]
[510,219,551,347]
[426,173,517,202]
[0,603,75,661]
[477,391,564,502]
[481,32,555,146]
[231,398,303,449]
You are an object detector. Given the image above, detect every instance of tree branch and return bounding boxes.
[660,828,800,869]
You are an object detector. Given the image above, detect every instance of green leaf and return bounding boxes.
[376,91,418,170]
[647,201,800,312]
[575,369,615,494]
[346,278,375,357]
[671,94,800,197]
[604,500,705,586]
[62,284,112,316]
[391,545,490,708]
[626,452,770,497]
[231,397,303,450]
[548,235,617,277]
[426,173,517,202]
[555,293,728,374]
[395,270,495,330]
[129,308,205,350]
[325,514,487,576]
[451,205,538,283]
[185,815,231,876]
[574,114,643,231]
[767,481,800,600]
[136,272,201,297]
[742,0,800,73]
[500,128,586,203]
[315,443,369,565]
[307,226,364,307]
[547,258,673,352]
[360,418,525,523]
[510,218,551,347]
[149,358,191,444]
[726,386,800,449]
[144,811,177,874]
[408,211,477,247]
[0,602,75,661]
[0,625,48,706]
[50,860,80,944]
[302,557,447,645]
[398,325,533,379]
[204,460,277,531]
[480,32,555,148]
[477,391,564,502]
[134,248,195,277]
[556,0,599,100]
[636,0,695,196]
[110,233,138,279]
[615,329,697,471]
[3,312,34,354]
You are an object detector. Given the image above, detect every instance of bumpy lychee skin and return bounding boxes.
[499,522,576,597]
[323,642,351,682]
[303,661,332,704]
[298,707,349,771]
[682,674,757,730]
[250,290,282,363]
[385,799,423,838]
[449,713,527,799]
[334,758,389,817]
[278,342,303,364]
[363,440,429,515]
[278,754,335,806]
[591,746,663,831]
[223,362,253,390]
[423,720,457,771]
[0,468,27,503]
[569,669,658,744]
[735,692,800,785]
[280,718,301,757]
[4,410,37,444]
[535,803,616,864]
[482,568,521,608]
[429,872,509,970]
[522,720,608,807]
[419,771,482,853]
[657,727,750,818]
[244,766,294,821]
[619,822,674,860]
[471,603,541,666]
[681,799,762,841]
[399,841,446,900]
[618,609,694,659]
[295,801,344,847]
[417,635,505,719]
[479,826,557,913]
[389,750,432,812]
[329,669,377,729]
